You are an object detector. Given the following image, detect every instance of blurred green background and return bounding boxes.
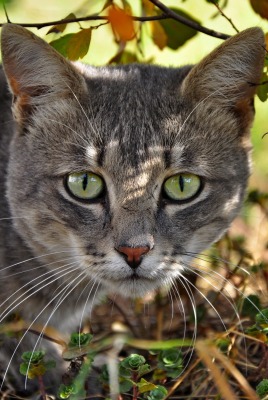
[0,0,267,190]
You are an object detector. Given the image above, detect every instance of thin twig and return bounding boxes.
[214,2,239,33]
[3,4,11,23]
[149,0,230,40]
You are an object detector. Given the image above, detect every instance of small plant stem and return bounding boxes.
[38,375,47,400]
[132,372,139,400]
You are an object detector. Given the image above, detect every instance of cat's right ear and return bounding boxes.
[1,24,88,127]
[181,27,265,106]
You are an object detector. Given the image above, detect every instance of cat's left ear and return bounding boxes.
[1,24,88,125]
[181,27,265,106]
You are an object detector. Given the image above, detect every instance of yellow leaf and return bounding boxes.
[66,28,92,61]
[151,21,167,50]
[28,364,47,379]
[108,5,135,42]
[142,0,155,14]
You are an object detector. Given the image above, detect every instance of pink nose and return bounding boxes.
[117,246,150,269]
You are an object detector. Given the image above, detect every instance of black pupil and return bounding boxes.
[179,175,184,192]
[82,173,88,191]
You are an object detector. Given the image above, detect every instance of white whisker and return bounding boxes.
[0,250,75,273]
[0,268,87,391]
[63,83,102,143]
[0,261,81,322]
[174,88,224,142]
[24,270,97,388]
[170,277,197,376]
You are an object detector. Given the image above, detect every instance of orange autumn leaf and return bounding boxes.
[108,5,135,42]
[151,21,167,50]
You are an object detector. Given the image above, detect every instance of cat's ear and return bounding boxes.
[181,28,265,106]
[1,24,87,126]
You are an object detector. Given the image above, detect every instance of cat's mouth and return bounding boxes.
[110,273,152,282]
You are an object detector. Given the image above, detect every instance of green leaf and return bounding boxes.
[62,333,94,360]
[159,8,199,50]
[58,383,75,399]
[241,294,261,318]
[119,364,132,378]
[257,86,268,102]
[137,363,151,376]
[148,386,168,400]
[19,362,29,376]
[256,379,268,397]
[158,348,183,368]
[50,33,75,58]
[215,337,231,353]
[120,354,146,371]
[256,308,268,325]
[50,29,92,61]
[119,377,134,393]
[157,348,183,378]
[69,332,93,347]
[21,350,45,364]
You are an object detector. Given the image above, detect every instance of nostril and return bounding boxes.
[117,246,150,269]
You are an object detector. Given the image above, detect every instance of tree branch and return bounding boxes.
[149,0,231,40]
[0,3,231,41]
[0,14,170,29]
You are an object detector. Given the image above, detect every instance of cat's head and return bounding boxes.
[1,25,265,297]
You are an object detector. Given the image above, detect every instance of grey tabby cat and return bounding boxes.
[0,23,265,396]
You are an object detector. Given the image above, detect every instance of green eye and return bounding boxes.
[164,173,201,201]
[66,172,104,200]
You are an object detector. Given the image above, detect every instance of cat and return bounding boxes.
[0,23,265,397]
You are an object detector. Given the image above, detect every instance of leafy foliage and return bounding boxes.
[158,8,199,50]
[256,379,268,398]
[156,348,183,378]
[50,29,92,61]
[38,0,268,100]
[20,350,55,380]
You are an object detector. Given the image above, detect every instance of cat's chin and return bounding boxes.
[103,275,167,299]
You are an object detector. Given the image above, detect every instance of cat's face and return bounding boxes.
[1,25,265,298]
